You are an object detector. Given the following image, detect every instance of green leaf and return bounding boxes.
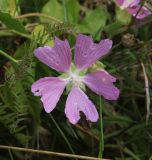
[0,0,20,16]
[65,0,80,24]
[40,0,64,22]
[41,0,80,24]
[116,7,131,25]
[32,24,50,45]
[7,0,20,16]
[0,0,8,12]
[104,115,133,126]
[104,22,126,37]
[123,147,140,160]
[0,11,27,34]
[77,7,107,35]
[14,43,28,59]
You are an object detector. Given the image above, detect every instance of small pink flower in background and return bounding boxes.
[31,34,119,124]
[116,0,151,19]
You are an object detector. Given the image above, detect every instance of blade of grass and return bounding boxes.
[98,96,104,158]
[8,149,14,160]
[141,62,150,123]
[123,147,140,160]
[49,114,76,157]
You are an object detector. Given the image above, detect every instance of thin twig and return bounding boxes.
[16,13,63,23]
[141,62,151,123]
[75,124,99,141]
[0,145,110,160]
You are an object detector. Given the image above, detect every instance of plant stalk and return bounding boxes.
[98,96,104,158]
[0,50,19,64]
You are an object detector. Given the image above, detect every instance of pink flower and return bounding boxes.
[116,0,151,19]
[31,34,119,124]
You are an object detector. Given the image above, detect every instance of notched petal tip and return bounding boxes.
[67,117,79,125]
[40,97,53,113]
[54,36,63,44]
[34,47,42,57]
[104,86,120,100]
[31,87,41,96]
[114,88,120,100]
[105,39,113,47]
[33,38,72,72]
[31,77,67,113]
[31,77,47,96]
[77,33,93,39]
[74,34,113,70]
[83,70,120,101]
[33,46,52,60]
[100,39,113,50]
[65,87,99,124]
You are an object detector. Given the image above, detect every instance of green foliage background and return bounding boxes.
[0,0,152,159]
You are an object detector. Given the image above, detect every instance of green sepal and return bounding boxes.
[87,61,106,73]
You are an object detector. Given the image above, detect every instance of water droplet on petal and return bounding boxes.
[55,60,60,66]
[102,78,106,82]
[76,41,81,48]
[76,45,81,49]
[82,51,88,57]
[90,45,95,50]
[77,41,81,45]
[74,102,77,106]
[53,55,58,60]
[49,57,53,61]
[49,54,56,61]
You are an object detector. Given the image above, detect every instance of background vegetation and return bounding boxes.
[0,0,152,159]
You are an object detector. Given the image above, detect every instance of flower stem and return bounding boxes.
[0,50,19,64]
[98,96,104,158]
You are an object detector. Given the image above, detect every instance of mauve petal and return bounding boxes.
[34,37,72,72]
[65,87,99,124]
[74,34,112,70]
[31,77,67,113]
[115,0,124,5]
[83,70,120,100]
[115,0,140,7]
[121,0,140,9]
[127,5,151,19]
[128,0,140,6]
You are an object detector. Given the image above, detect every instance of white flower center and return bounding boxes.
[60,64,86,91]
[68,70,83,87]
